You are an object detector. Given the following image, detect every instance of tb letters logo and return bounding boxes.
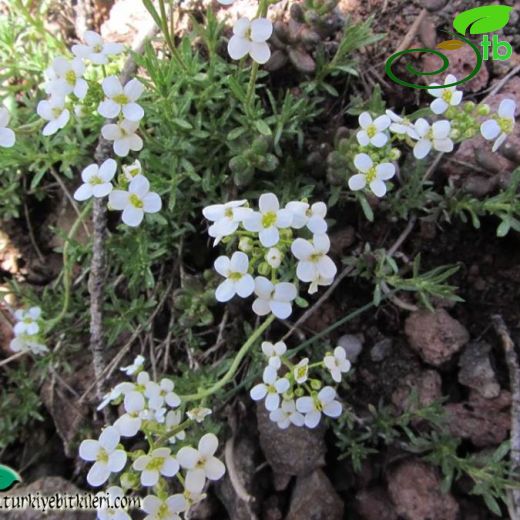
[385,5,514,89]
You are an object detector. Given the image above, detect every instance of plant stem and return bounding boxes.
[46,200,93,333]
[180,314,276,402]
[157,0,188,72]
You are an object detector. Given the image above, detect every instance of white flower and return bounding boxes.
[427,74,463,115]
[146,378,181,409]
[261,341,287,369]
[120,354,145,375]
[202,200,251,244]
[98,76,144,122]
[324,347,351,383]
[243,193,292,247]
[265,247,282,268]
[37,97,70,136]
[74,159,116,201]
[176,433,226,493]
[285,201,327,234]
[72,31,124,65]
[348,153,395,198]
[9,335,48,355]
[291,234,337,283]
[228,18,273,65]
[269,399,305,429]
[79,426,127,487]
[213,251,254,302]
[96,486,130,520]
[97,382,135,411]
[101,119,143,157]
[386,110,419,139]
[165,410,186,444]
[0,107,15,148]
[356,112,390,148]
[183,470,207,504]
[293,358,309,384]
[480,99,516,152]
[187,407,212,423]
[13,307,41,336]
[47,56,88,99]
[295,387,342,428]
[122,159,142,181]
[113,391,146,437]
[109,175,162,227]
[252,277,297,319]
[133,447,179,487]
[308,272,334,295]
[142,494,186,520]
[250,365,290,411]
[412,119,453,159]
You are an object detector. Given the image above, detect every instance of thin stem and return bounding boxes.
[46,200,93,333]
[158,0,188,72]
[180,314,276,402]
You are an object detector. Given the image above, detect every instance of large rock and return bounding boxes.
[445,390,511,447]
[458,341,500,399]
[355,486,398,520]
[388,459,459,520]
[256,403,326,490]
[405,309,469,366]
[286,469,344,520]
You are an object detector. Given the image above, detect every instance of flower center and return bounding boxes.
[498,117,513,134]
[65,70,76,85]
[157,503,170,519]
[366,124,377,138]
[262,211,277,228]
[147,457,164,471]
[52,107,62,118]
[224,208,234,218]
[195,458,206,469]
[442,90,453,103]
[93,44,103,53]
[296,366,307,379]
[315,400,323,412]
[96,448,109,464]
[228,271,243,281]
[89,175,104,185]
[113,94,129,105]
[129,193,144,208]
[365,166,377,183]
[267,384,276,394]
[310,252,322,263]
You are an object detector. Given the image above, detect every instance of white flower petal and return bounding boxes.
[348,174,367,191]
[480,119,500,140]
[354,153,372,172]
[250,18,273,42]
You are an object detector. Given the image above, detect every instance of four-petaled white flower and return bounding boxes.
[98,76,144,122]
[286,201,328,234]
[142,494,186,520]
[79,426,127,487]
[37,97,70,136]
[9,335,48,355]
[114,390,146,437]
[74,159,116,201]
[202,200,251,244]
[72,31,124,65]
[146,378,181,409]
[228,18,273,65]
[187,407,212,423]
[293,358,309,384]
[243,193,292,247]
[96,486,131,520]
[356,112,390,148]
[295,386,342,428]
[48,56,88,100]
[481,99,516,152]
[349,153,396,198]
[269,399,305,429]
[133,447,179,487]
[120,354,145,376]
[427,74,463,115]
[291,234,337,284]
[13,307,41,336]
[213,251,254,302]
[109,175,162,227]
[252,277,297,319]
[176,433,226,493]
[324,346,351,383]
[0,107,15,148]
[250,365,290,411]
[412,119,453,159]
[102,119,143,157]
[265,247,282,268]
[386,109,419,139]
[261,341,287,369]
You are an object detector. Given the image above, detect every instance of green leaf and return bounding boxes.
[496,219,510,237]
[0,464,21,491]
[254,120,272,136]
[142,0,163,29]
[359,193,374,222]
[482,493,502,516]
[453,5,512,35]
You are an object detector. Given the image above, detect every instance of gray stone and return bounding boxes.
[370,338,393,362]
[458,341,500,399]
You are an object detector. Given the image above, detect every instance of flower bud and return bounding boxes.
[464,101,476,113]
[239,237,254,253]
[477,103,491,116]
[120,471,140,490]
[294,386,304,397]
[257,261,271,276]
[310,379,322,390]
[389,147,401,161]
[450,128,461,140]
[265,247,282,268]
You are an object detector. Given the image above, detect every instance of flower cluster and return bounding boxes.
[347,74,517,199]
[0,107,15,148]
[9,306,48,355]
[73,158,162,227]
[203,193,337,320]
[79,356,226,520]
[250,341,351,429]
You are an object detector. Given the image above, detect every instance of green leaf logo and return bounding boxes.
[453,5,513,35]
[0,464,21,491]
